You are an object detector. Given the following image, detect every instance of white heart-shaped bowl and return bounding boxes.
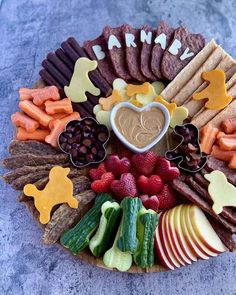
[110,102,170,153]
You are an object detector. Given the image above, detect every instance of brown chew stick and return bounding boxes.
[122,24,146,82]
[83,35,117,85]
[55,48,75,71]
[160,39,217,102]
[151,21,174,80]
[161,26,205,81]
[140,24,157,81]
[184,54,236,118]
[172,178,236,233]
[46,52,73,81]
[103,25,131,81]
[191,86,236,128]
[39,69,63,89]
[42,59,70,86]
[8,140,61,155]
[171,46,226,106]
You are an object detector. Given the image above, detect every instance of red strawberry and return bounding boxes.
[137,175,164,195]
[118,148,134,159]
[106,154,131,177]
[132,151,158,176]
[155,157,180,183]
[91,172,115,193]
[157,184,178,210]
[140,195,159,212]
[89,162,107,181]
[111,173,137,201]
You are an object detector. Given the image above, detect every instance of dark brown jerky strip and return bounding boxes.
[18,177,49,202]
[47,52,72,81]
[72,102,91,118]
[161,26,205,80]
[103,25,131,81]
[151,21,174,79]
[205,157,236,186]
[55,48,75,71]
[42,59,69,85]
[121,24,146,82]
[39,69,63,89]
[192,173,209,189]
[8,140,61,156]
[12,170,51,190]
[3,164,57,184]
[186,176,236,225]
[140,24,157,81]
[84,35,117,85]
[172,178,236,233]
[207,216,236,252]
[65,37,112,97]
[3,153,69,169]
[43,190,95,245]
[80,99,95,115]
[87,93,99,106]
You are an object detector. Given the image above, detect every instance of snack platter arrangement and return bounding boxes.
[3,21,236,273]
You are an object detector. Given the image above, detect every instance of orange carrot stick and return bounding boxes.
[17,127,49,141]
[19,86,60,106]
[19,100,53,127]
[228,154,236,169]
[45,98,73,115]
[11,112,39,133]
[200,124,218,154]
[222,118,236,134]
[210,145,236,161]
[46,112,81,147]
[218,138,236,151]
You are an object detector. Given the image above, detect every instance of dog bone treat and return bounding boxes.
[16,128,49,142]
[222,117,236,134]
[161,26,205,81]
[11,112,39,133]
[205,170,236,215]
[193,69,232,110]
[45,98,73,115]
[99,89,125,111]
[154,96,177,116]
[122,24,146,82]
[160,39,217,102]
[19,86,60,106]
[83,35,117,84]
[58,118,109,167]
[151,21,174,79]
[3,153,69,169]
[23,166,78,224]
[136,84,157,105]
[64,57,100,103]
[126,82,150,97]
[172,178,236,233]
[172,46,226,106]
[169,106,189,128]
[8,140,61,155]
[43,190,96,245]
[140,24,157,81]
[165,124,207,172]
[103,26,131,81]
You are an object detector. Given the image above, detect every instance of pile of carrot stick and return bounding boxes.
[200,118,236,169]
[11,86,80,147]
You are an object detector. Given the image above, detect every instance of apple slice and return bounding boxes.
[189,205,227,254]
[167,206,192,265]
[184,205,218,257]
[154,222,175,270]
[159,212,182,268]
[179,205,210,260]
[172,205,197,262]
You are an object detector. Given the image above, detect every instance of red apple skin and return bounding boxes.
[165,208,192,265]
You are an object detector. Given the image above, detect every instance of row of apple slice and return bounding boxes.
[154,204,227,270]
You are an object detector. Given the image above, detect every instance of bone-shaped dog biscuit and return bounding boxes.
[204,170,236,214]
[99,89,125,111]
[23,166,78,224]
[126,82,150,97]
[154,95,177,116]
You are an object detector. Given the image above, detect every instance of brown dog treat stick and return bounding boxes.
[160,39,217,102]
[171,46,226,106]
[191,84,236,128]
[47,52,73,81]
[39,69,63,89]
[42,59,70,85]
[184,54,236,118]
[55,48,75,71]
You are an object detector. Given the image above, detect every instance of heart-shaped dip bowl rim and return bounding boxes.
[110,102,170,153]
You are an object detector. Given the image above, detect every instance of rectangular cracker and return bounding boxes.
[171,46,226,105]
[183,54,236,117]
[191,83,236,128]
[160,39,217,102]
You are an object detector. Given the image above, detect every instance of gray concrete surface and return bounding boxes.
[1,0,236,294]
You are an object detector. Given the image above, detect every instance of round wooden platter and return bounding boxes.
[24,80,173,273]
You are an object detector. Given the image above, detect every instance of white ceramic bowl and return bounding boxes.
[110,102,170,153]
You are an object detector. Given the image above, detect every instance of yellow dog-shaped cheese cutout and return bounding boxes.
[193,69,232,110]
[204,170,236,214]
[23,166,78,224]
